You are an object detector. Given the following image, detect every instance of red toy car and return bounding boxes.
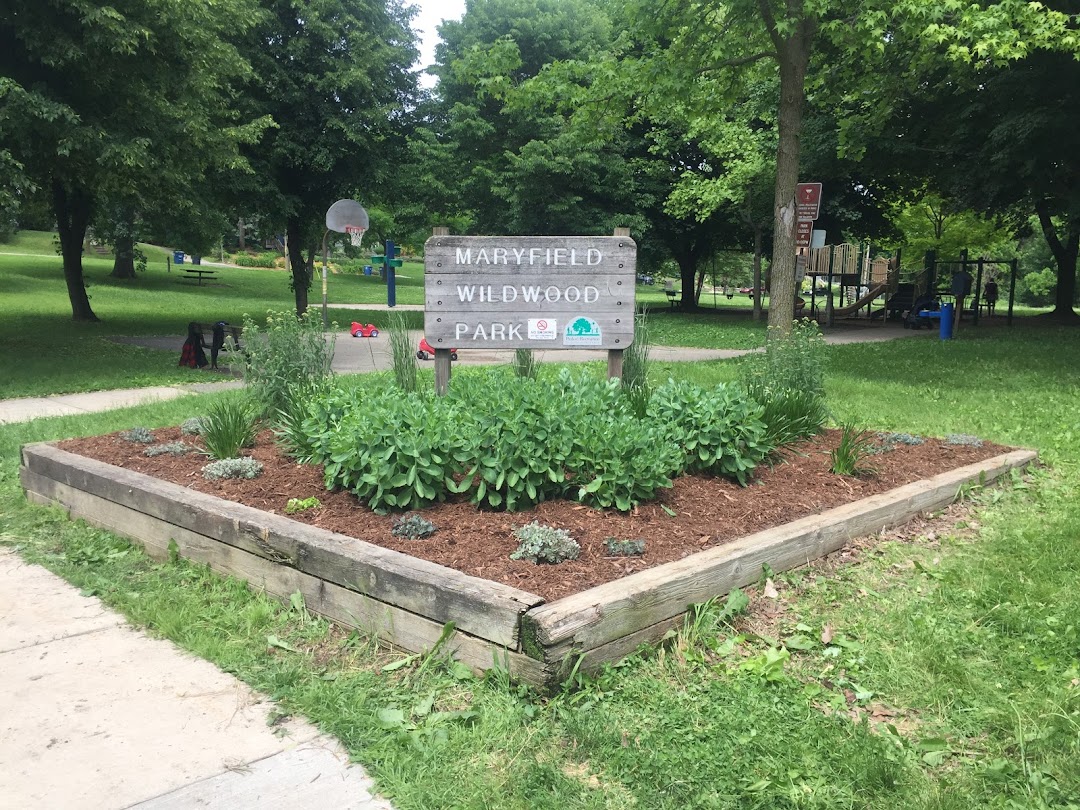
[416,338,458,361]
[350,322,379,338]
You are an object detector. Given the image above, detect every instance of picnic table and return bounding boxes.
[182,267,218,286]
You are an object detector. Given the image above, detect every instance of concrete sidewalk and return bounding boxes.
[0,548,390,810]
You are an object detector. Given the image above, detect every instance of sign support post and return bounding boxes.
[432,228,452,395]
[607,227,631,380]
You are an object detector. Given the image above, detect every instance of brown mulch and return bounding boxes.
[56,429,1008,603]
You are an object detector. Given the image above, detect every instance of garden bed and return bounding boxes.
[21,429,1035,686]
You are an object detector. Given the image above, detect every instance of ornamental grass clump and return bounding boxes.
[741,320,829,447]
[830,422,878,477]
[202,457,263,481]
[387,311,418,393]
[510,522,579,564]
[200,398,259,460]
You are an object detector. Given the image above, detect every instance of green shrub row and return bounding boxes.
[232,252,279,267]
[279,369,774,514]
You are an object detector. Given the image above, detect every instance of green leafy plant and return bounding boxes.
[391,513,437,540]
[144,441,192,457]
[202,457,263,480]
[946,433,984,447]
[285,496,321,514]
[238,310,335,417]
[200,398,259,460]
[387,310,418,393]
[120,427,155,444]
[649,379,771,483]
[830,422,878,476]
[603,537,646,557]
[510,522,580,564]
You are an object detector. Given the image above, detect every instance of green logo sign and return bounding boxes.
[564,317,602,346]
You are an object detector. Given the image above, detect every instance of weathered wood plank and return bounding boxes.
[522,450,1036,663]
[424,234,636,351]
[21,443,544,648]
[20,469,552,686]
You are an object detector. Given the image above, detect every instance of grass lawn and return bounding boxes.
[2,319,1079,808]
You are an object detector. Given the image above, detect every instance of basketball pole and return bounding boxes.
[321,228,330,329]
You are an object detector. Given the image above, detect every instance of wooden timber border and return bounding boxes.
[20,442,1036,687]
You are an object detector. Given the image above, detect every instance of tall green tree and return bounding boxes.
[0,0,265,320]
[238,0,417,315]
[642,0,1078,332]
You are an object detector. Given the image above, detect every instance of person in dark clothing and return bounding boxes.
[951,268,974,331]
[211,321,228,369]
[984,278,999,316]
[179,322,208,368]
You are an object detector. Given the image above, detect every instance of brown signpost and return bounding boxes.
[796,182,822,221]
[425,230,637,393]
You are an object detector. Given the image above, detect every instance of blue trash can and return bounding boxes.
[173,250,185,265]
[939,303,954,340]
[363,265,373,276]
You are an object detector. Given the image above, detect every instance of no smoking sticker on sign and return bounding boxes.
[528,318,557,340]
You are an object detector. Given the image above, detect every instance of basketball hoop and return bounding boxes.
[345,225,366,249]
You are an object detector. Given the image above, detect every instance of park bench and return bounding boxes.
[182,267,218,285]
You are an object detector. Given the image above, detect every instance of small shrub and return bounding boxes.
[180,417,205,436]
[239,310,335,417]
[120,427,155,444]
[202,457,263,480]
[830,423,877,476]
[603,537,646,557]
[144,441,193,457]
[233,252,279,268]
[285,496,321,514]
[946,433,984,447]
[391,513,437,540]
[387,311,418,393]
[510,522,580,564]
[201,398,259,460]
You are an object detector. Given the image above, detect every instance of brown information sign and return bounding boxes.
[796,182,822,221]
[424,235,636,350]
[795,220,813,248]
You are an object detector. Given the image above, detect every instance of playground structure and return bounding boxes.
[803,243,1020,329]
[803,243,899,327]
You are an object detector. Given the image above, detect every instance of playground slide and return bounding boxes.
[825,282,889,318]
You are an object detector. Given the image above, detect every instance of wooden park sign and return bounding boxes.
[424,229,637,393]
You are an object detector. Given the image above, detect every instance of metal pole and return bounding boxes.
[973,257,984,326]
[321,229,329,328]
[386,239,397,308]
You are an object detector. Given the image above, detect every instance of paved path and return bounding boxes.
[0,549,389,810]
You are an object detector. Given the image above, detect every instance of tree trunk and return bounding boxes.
[53,179,98,322]
[238,218,246,251]
[1035,203,1079,321]
[678,256,699,310]
[764,7,813,335]
[111,230,136,279]
[286,220,311,316]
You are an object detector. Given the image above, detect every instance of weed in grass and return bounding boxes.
[831,422,878,476]
[200,397,259,460]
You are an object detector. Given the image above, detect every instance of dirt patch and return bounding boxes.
[57,429,1007,603]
